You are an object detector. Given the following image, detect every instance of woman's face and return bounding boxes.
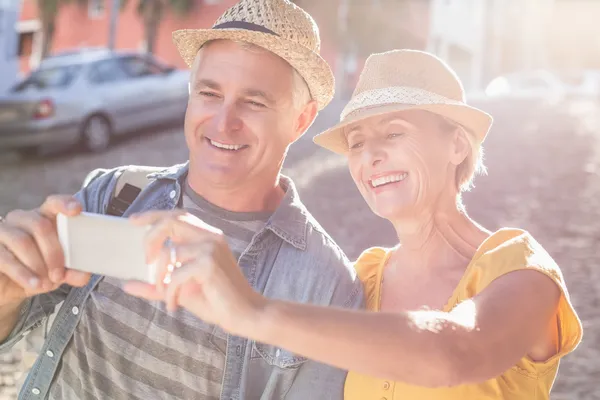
[346,110,467,220]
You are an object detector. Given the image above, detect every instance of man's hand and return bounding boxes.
[123,210,266,336]
[0,195,91,306]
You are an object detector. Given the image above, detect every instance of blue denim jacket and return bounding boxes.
[0,162,364,400]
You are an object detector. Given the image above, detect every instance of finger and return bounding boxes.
[143,217,216,264]
[165,261,207,313]
[37,194,82,283]
[129,210,186,226]
[38,195,82,219]
[123,281,164,301]
[0,244,42,291]
[153,242,211,294]
[5,210,65,284]
[0,223,50,289]
[131,210,223,238]
[63,269,91,287]
[152,244,173,294]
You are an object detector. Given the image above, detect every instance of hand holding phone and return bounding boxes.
[56,212,156,283]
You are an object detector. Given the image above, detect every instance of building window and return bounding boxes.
[18,31,34,57]
[88,0,105,19]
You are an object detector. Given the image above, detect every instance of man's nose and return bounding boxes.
[215,103,243,134]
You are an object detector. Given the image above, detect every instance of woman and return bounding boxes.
[125,49,582,399]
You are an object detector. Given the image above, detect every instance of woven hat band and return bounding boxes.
[213,21,280,36]
[341,86,465,121]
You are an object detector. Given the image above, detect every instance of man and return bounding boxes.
[0,0,363,398]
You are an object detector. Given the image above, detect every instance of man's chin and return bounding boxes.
[190,164,249,185]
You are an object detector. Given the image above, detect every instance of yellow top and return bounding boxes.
[344,228,582,400]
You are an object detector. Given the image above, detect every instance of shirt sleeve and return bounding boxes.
[475,229,583,367]
[0,286,70,353]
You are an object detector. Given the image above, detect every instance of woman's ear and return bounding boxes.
[449,127,470,166]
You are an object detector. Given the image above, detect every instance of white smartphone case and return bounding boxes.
[56,212,156,283]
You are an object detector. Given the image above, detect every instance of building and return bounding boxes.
[0,0,21,93]
[10,0,433,99]
[13,0,346,78]
[427,0,557,93]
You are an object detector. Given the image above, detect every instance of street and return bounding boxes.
[1,99,600,399]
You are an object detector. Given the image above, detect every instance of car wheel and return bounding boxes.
[81,115,112,152]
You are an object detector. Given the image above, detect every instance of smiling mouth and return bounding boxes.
[206,138,249,151]
[369,172,408,189]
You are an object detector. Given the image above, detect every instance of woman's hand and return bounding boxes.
[123,210,266,336]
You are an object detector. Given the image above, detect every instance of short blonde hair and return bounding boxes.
[190,40,312,110]
[438,116,487,193]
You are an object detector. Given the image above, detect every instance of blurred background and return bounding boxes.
[0,0,599,398]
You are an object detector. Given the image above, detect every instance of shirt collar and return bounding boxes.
[148,162,309,250]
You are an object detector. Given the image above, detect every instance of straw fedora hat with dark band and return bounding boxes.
[172,0,334,110]
[313,49,493,154]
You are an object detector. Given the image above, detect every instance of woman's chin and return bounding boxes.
[371,202,416,222]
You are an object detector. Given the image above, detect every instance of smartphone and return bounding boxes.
[56,212,156,284]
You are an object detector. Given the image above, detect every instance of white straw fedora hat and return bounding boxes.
[172,0,334,110]
[313,49,493,154]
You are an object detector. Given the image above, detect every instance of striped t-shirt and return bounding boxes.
[48,181,270,400]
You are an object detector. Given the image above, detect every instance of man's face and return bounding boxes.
[184,40,308,190]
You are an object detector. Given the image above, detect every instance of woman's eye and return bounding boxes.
[388,132,405,139]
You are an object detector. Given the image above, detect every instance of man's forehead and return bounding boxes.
[190,42,294,100]
[193,78,276,103]
[193,39,290,71]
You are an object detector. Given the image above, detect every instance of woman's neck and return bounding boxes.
[390,196,490,271]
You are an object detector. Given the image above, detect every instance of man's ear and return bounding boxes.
[292,100,318,142]
[449,127,471,166]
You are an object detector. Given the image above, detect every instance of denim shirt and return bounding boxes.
[0,162,364,400]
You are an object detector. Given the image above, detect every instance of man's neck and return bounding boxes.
[185,173,286,214]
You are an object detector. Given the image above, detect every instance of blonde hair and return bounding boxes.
[438,116,487,193]
[190,40,312,110]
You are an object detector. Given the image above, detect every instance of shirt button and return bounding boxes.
[71,306,79,315]
[383,381,390,390]
[31,388,41,395]
[169,190,176,199]
[46,350,54,358]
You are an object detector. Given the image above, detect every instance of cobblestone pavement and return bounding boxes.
[1,99,599,399]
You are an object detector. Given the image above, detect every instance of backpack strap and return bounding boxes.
[83,165,166,217]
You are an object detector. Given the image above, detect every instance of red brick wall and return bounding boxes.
[17,0,341,74]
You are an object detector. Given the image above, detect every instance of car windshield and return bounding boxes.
[11,64,82,92]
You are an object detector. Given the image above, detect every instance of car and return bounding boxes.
[468,70,585,134]
[0,49,190,156]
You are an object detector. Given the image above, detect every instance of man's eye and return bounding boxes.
[349,142,363,150]
[199,91,218,98]
[247,100,266,108]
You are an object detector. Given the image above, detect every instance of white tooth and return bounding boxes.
[210,139,244,150]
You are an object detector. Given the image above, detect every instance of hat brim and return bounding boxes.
[313,103,493,155]
[172,28,334,110]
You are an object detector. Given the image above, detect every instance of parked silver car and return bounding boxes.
[0,49,190,155]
